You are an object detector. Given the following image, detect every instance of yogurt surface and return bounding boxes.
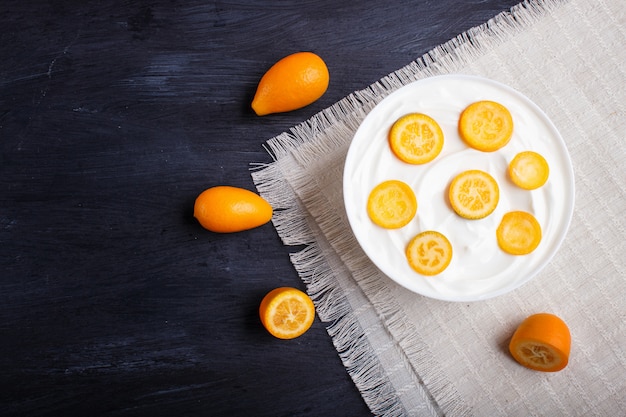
[343,75,574,301]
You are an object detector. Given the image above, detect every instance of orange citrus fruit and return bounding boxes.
[496,211,542,255]
[193,186,272,233]
[367,180,417,229]
[509,313,571,372]
[449,170,499,219]
[406,231,453,275]
[251,52,329,116]
[458,100,514,152]
[508,151,549,190]
[389,113,444,164]
[259,287,315,339]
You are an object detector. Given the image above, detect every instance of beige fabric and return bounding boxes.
[252,0,626,415]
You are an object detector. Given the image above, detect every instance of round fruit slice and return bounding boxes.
[389,113,444,164]
[367,180,417,229]
[449,170,499,219]
[496,211,542,255]
[406,231,453,276]
[259,287,315,339]
[458,100,514,152]
[509,313,571,372]
[509,151,550,190]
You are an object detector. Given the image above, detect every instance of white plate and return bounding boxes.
[343,74,575,302]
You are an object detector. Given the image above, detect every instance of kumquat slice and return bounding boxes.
[367,180,417,229]
[496,211,542,255]
[449,170,499,219]
[389,113,444,164]
[406,231,453,276]
[508,151,550,190]
[459,100,514,152]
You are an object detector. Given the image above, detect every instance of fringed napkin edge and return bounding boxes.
[251,0,568,415]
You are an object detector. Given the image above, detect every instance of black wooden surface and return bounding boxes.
[2,1,521,415]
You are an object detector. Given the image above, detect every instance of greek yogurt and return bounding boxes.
[343,74,575,302]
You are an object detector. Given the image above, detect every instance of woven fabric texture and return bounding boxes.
[252,0,626,415]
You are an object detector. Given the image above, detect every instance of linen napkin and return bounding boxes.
[252,0,626,415]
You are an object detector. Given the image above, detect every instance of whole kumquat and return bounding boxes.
[251,52,329,116]
[193,186,272,233]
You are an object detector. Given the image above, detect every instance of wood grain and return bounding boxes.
[1,1,520,415]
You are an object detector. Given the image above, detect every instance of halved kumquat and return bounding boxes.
[259,287,315,340]
[509,313,571,372]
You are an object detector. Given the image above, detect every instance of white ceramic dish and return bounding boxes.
[343,74,575,302]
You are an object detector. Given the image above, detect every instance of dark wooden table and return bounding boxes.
[2,1,521,415]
